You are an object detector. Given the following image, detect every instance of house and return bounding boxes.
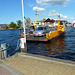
[44,18,55,27]
[0,24,7,28]
[44,18,67,28]
[31,21,44,27]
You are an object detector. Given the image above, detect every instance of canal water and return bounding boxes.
[0,27,75,61]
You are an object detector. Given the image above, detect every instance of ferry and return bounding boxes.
[20,20,66,42]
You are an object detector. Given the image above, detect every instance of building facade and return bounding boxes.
[44,18,55,27]
[0,24,7,28]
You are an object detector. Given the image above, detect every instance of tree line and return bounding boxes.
[8,20,22,29]
[5,17,31,29]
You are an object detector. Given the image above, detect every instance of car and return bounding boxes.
[27,29,34,34]
[33,26,50,36]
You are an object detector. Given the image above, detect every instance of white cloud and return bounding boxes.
[48,11,68,19]
[36,0,70,6]
[48,11,75,23]
[59,14,67,19]
[67,17,74,23]
[33,6,45,12]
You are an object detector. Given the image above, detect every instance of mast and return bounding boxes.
[21,0,27,51]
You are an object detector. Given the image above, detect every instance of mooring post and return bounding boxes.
[0,43,7,59]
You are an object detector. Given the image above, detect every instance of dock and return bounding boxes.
[1,53,75,75]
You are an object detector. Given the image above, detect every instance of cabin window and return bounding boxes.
[60,21,63,25]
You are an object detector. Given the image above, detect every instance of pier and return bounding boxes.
[0,53,75,75]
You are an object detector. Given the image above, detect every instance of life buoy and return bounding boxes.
[59,26,63,29]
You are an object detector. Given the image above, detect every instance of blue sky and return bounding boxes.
[0,0,75,24]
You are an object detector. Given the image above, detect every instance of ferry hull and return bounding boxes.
[46,31,66,41]
[26,31,66,42]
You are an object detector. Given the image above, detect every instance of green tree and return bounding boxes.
[9,22,17,29]
[5,25,9,29]
[16,20,22,28]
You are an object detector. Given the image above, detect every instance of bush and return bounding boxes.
[9,22,17,29]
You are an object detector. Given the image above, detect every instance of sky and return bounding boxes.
[0,0,75,24]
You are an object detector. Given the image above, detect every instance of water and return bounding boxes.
[0,29,21,55]
[0,27,75,61]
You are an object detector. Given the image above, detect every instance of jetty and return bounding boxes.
[0,53,75,75]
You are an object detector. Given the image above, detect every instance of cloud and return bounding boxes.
[48,11,68,19]
[59,14,67,19]
[47,9,75,23]
[56,13,68,19]
[67,17,74,23]
[36,0,70,6]
[33,6,45,12]
[48,11,75,23]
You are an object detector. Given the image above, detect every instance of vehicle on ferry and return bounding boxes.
[33,26,50,36]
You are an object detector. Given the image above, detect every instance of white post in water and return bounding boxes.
[21,0,27,52]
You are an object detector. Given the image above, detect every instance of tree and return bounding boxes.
[9,22,17,29]
[16,20,22,28]
[5,25,9,29]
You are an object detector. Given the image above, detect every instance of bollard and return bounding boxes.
[0,48,3,59]
[1,43,7,59]
[20,38,27,53]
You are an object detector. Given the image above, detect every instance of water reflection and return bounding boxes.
[45,36,66,55]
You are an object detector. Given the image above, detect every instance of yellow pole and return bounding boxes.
[34,22,35,29]
[42,16,45,26]
[55,13,57,30]
[51,11,57,30]
[35,10,37,26]
[36,14,37,22]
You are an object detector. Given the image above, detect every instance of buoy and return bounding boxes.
[21,33,24,38]
[28,33,30,35]
[59,26,63,29]
[20,38,27,53]
[20,38,25,48]
[19,29,22,35]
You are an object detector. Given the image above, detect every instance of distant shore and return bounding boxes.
[0,28,23,30]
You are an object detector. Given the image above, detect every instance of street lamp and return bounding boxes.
[42,16,45,26]
[35,10,39,27]
[51,11,57,30]
[35,9,37,23]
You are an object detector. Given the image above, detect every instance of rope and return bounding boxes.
[0,44,9,51]
[0,48,7,51]
[7,39,21,51]
[0,39,20,53]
